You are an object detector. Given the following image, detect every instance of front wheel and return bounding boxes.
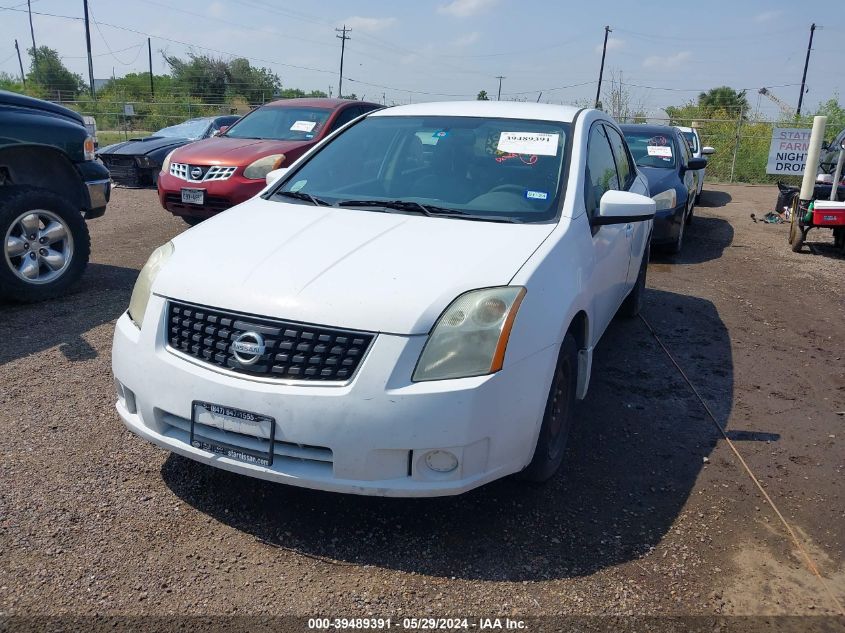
[619,240,649,318]
[666,206,687,255]
[0,186,90,302]
[520,333,578,483]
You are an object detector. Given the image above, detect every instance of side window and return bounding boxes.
[584,124,621,216]
[603,125,635,190]
[677,134,691,165]
[329,107,360,133]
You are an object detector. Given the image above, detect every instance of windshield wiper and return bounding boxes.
[275,191,334,207]
[337,199,521,223]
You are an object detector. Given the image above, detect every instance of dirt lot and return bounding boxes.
[1,184,844,624]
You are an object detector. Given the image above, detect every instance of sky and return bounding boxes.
[1,0,844,119]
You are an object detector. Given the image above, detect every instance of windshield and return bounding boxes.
[225,106,331,141]
[624,131,678,169]
[270,115,570,223]
[154,119,211,140]
[681,130,699,153]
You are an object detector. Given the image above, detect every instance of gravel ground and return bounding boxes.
[1,184,844,623]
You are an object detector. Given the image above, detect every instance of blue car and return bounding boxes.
[620,124,707,254]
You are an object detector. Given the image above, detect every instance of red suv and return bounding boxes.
[158,98,382,224]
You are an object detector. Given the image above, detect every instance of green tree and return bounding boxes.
[227,57,280,102]
[26,46,84,99]
[477,90,489,101]
[698,86,749,116]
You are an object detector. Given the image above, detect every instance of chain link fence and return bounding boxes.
[56,96,815,186]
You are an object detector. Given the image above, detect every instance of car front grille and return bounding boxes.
[167,301,375,382]
[101,156,140,185]
[170,163,236,182]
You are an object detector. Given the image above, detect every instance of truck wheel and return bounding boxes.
[620,241,649,318]
[520,333,578,483]
[0,186,90,302]
[790,226,805,253]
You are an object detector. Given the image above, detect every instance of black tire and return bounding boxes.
[790,226,805,253]
[0,186,90,302]
[619,240,649,318]
[521,333,578,483]
[665,206,686,255]
[182,216,204,226]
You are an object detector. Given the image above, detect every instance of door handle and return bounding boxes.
[625,223,633,235]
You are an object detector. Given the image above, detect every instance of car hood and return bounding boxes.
[154,197,554,335]
[98,136,189,156]
[171,136,315,165]
[637,165,681,197]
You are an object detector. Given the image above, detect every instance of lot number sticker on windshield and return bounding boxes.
[290,120,317,132]
[497,132,559,156]
[647,145,673,158]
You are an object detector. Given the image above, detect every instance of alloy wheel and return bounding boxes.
[4,210,75,285]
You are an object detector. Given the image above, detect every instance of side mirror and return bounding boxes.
[701,146,715,155]
[592,190,656,226]
[265,167,290,186]
[840,139,845,150]
[217,125,229,135]
[687,157,708,171]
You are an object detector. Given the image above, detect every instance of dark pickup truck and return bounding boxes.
[0,90,110,302]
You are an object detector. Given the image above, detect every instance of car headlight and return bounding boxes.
[83,135,96,161]
[161,149,177,174]
[128,242,174,329]
[413,286,526,382]
[243,154,285,180]
[652,188,677,211]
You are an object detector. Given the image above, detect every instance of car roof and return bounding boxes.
[370,100,582,123]
[675,126,697,133]
[620,123,682,136]
[263,97,378,110]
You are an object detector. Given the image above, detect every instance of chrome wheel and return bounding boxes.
[4,210,74,285]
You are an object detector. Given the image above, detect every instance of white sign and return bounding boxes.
[290,120,317,132]
[766,127,812,175]
[497,132,559,156]
[647,145,673,158]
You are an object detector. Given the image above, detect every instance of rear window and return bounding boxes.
[624,131,677,169]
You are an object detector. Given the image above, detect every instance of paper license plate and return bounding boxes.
[181,188,205,205]
[190,401,275,466]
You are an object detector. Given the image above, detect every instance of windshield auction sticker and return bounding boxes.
[497,132,559,156]
[647,145,673,158]
[291,120,317,132]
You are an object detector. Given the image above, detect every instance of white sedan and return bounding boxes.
[112,101,655,497]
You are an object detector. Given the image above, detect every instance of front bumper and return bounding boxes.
[111,296,557,497]
[83,179,111,219]
[157,172,265,219]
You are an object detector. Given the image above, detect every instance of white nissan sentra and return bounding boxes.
[112,101,655,497]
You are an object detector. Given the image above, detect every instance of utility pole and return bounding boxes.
[82,0,95,98]
[796,23,815,117]
[335,25,350,99]
[595,25,611,108]
[27,0,37,71]
[14,39,26,86]
[147,38,154,97]
[495,75,505,100]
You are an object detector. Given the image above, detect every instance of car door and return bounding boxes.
[604,124,647,285]
[584,122,629,338]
